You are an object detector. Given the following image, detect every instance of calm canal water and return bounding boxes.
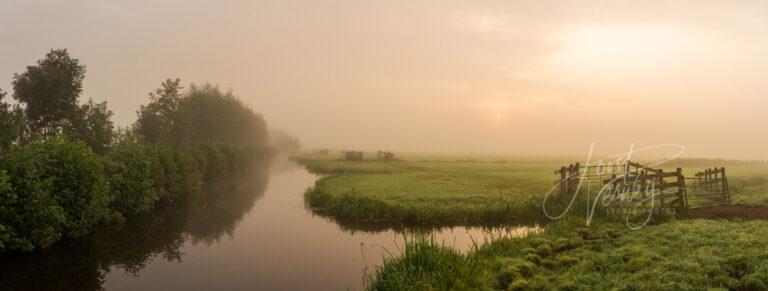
[0,158,537,291]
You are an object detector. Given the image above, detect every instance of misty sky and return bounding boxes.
[2,1,768,159]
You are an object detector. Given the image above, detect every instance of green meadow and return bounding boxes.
[298,152,563,225]
[297,152,768,224]
[296,152,768,290]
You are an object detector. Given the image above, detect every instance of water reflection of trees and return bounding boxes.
[185,169,269,245]
[0,164,270,291]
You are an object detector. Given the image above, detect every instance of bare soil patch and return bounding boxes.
[687,205,768,220]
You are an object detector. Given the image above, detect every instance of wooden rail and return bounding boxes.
[376,151,395,161]
[344,151,363,161]
[553,161,731,211]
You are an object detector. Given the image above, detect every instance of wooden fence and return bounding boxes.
[554,161,730,210]
[344,151,363,161]
[376,151,395,161]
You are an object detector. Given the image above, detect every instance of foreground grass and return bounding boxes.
[368,218,768,290]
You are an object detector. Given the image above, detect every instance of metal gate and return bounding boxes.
[685,167,731,208]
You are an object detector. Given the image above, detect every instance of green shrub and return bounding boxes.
[107,142,251,218]
[0,139,111,250]
[0,156,63,251]
[107,142,162,216]
[174,148,201,196]
[0,139,262,251]
[197,143,231,182]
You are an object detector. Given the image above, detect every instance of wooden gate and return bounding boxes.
[554,161,730,211]
[344,151,363,161]
[376,151,395,161]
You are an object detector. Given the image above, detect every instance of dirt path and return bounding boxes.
[687,205,768,220]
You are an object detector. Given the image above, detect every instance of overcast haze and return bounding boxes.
[2,0,768,159]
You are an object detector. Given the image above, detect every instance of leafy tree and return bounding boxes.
[175,83,268,146]
[134,81,269,147]
[0,89,26,150]
[12,49,86,136]
[64,98,115,154]
[269,129,301,153]
[135,78,183,144]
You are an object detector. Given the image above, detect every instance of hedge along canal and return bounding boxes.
[0,157,539,290]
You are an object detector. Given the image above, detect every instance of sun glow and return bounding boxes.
[548,26,695,79]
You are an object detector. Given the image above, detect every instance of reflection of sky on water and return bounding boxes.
[0,158,537,291]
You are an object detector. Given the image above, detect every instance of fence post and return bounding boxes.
[574,162,580,193]
[640,170,647,199]
[568,164,573,193]
[658,169,665,211]
[676,167,687,209]
[611,173,618,202]
[722,167,731,204]
[704,168,710,191]
[559,167,566,196]
[625,160,631,177]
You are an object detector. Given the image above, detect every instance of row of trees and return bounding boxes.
[0,49,278,153]
[0,49,281,251]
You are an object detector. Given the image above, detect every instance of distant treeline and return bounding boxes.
[0,49,278,251]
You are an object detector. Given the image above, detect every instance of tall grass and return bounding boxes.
[367,218,768,290]
[364,235,488,290]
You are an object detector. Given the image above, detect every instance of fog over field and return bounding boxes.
[2,0,768,159]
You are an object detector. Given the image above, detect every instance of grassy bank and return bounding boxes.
[297,153,768,289]
[298,153,563,225]
[298,152,768,225]
[368,218,768,290]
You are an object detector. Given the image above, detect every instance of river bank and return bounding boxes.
[0,158,537,290]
